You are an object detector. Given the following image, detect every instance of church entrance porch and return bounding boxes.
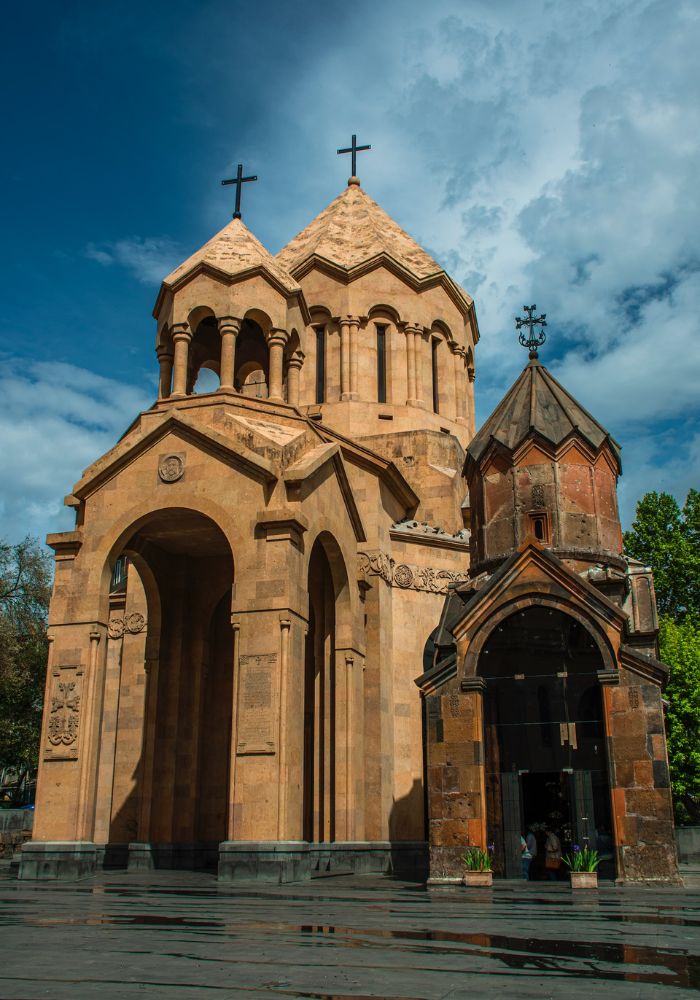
[102,509,235,873]
[482,607,614,880]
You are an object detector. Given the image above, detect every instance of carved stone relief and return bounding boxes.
[45,668,82,759]
[531,484,545,509]
[108,612,147,639]
[158,454,185,483]
[358,550,469,594]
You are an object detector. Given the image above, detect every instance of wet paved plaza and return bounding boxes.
[0,866,699,999]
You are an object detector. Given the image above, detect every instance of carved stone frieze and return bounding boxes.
[108,612,147,639]
[359,550,469,594]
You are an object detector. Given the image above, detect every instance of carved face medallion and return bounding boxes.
[158,454,184,483]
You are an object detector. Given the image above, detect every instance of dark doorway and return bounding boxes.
[481,607,614,879]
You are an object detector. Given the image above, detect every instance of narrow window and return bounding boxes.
[376,325,387,403]
[315,326,325,403]
[431,338,440,413]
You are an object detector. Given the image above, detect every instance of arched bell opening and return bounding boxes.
[100,508,234,868]
[188,315,221,394]
[234,318,269,397]
[302,533,352,843]
[479,606,614,880]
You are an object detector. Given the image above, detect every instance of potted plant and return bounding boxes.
[461,845,494,887]
[562,844,600,889]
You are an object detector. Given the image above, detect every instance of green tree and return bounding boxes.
[659,617,700,825]
[0,538,52,784]
[623,490,700,621]
[624,489,700,824]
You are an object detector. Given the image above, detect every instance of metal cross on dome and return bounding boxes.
[337,133,371,178]
[516,304,547,360]
[221,163,258,220]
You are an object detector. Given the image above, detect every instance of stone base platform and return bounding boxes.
[18,839,428,882]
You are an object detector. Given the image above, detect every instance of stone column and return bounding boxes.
[170,324,192,398]
[405,327,416,403]
[349,316,360,399]
[156,346,173,399]
[340,318,351,400]
[467,364,476,439]
[267,329,288,402]
[286,352,304,406]
[218,316,241,390]
[413,327,425,406]
[453,346,467,424]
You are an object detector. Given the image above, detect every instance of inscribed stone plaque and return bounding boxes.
[236,653,277,755]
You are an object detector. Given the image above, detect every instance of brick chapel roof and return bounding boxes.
[276,181,472,307]
[163,217,300,294]
[467,358,622,471]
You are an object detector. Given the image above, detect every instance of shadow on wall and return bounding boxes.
[389,778,429,881]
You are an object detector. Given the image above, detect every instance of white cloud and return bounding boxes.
[84,237,183,285]
[0,360,152,543]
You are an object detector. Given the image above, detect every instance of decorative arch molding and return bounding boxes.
[304,527,357,651]
[95,497,243,623]
[368,303,402,326]
[243,307,273,337]
[430,318,455,344]
[187,304,217,331]
[463,592,618,680]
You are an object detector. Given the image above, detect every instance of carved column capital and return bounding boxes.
[171,322,191,343]
[287,350,305,371]
[267,327,289,346]
[218,315,242,336]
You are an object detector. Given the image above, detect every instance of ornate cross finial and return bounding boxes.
[337,133,371,180]
[221,163,258,219]
[515,304,547,360]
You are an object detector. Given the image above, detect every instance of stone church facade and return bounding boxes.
[21,174,679,884]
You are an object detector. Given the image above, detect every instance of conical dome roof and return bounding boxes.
[276,182,472,310]
[163,217,300,294]
[467,358,622,470]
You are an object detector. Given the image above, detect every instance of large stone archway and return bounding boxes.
[97,508,235,870]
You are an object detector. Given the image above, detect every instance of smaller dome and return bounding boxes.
[467,358,621,471]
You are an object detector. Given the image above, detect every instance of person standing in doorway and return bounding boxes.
[520,827,537,879]
[544,826,562,881]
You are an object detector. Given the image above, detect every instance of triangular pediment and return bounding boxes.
[71,411,278,500]
[283,442,366,542]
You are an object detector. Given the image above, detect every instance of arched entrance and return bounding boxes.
[103,509,234,867]
[302,535,352,843]
[480,607,614,879]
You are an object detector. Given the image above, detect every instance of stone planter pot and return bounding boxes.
[570,871,598,889]
[462,870,493,887]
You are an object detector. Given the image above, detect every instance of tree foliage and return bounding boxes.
[623,490,700,621]
[624,490,700,824]
[0,538,52,777]
[659,617,700,825]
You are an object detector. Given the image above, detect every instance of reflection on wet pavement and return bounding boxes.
[0,867,699,998]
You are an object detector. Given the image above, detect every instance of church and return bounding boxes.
[20,152,679,884]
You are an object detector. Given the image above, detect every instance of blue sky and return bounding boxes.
[2,0,699,541]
